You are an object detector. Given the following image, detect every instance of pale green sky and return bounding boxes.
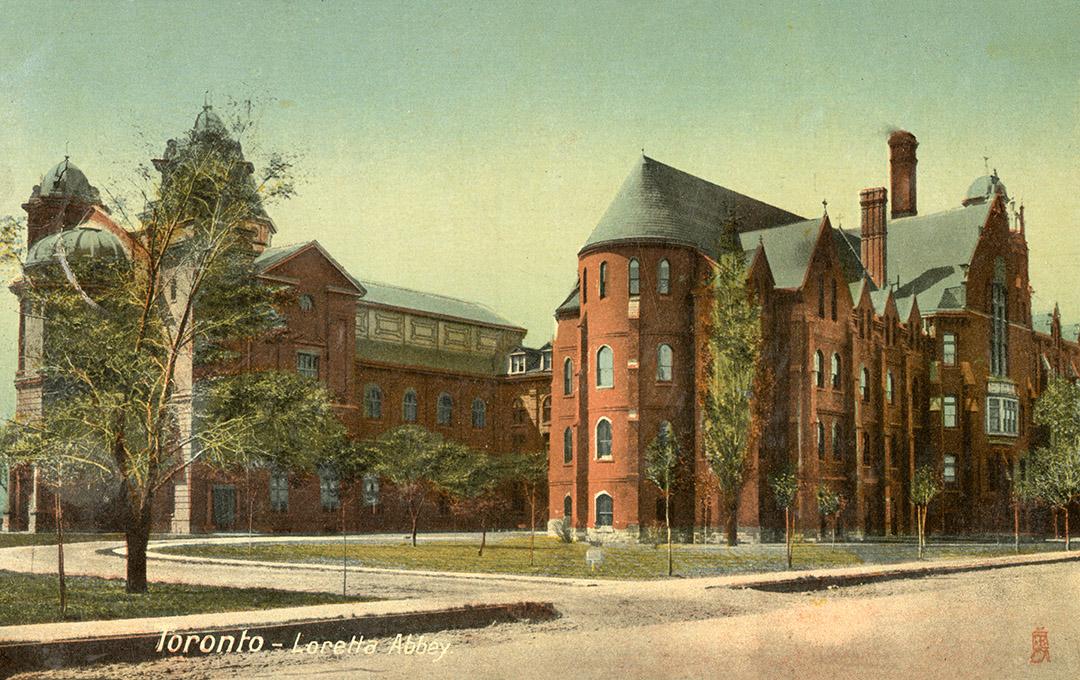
[0,1,1078,417]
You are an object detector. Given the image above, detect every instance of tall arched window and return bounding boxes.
[657,344,673,382]
[595,493,613,527]
[817,420,825,458]
[563,495,572,518]
[990,257,1008,376]
[563,358,574,395]
[832,421,841,460]
[830,279,837,321]
[364,384,382,419]
[596,346,614,388]
[814,350,825,388]
[437,393,453,425]
[471,398,486,429]
[657,259,671,294]
[596,418,613,459]
[599,261,608,299]
[402,389,418,422]
[512,398,527,425]
[886,371,895,404]
[859,368,869,402]
[831,353,841,389]
[563,427,573,464]
[541,396,551,423]
[818,273,826,318]
[628,258,640,296]
[581,268,588,304]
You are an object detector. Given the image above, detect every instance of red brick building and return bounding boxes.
[550,131,1079,542]
[3,107,551,535]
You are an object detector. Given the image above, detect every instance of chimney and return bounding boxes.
[860,187,888,288]
[888,130,918,219]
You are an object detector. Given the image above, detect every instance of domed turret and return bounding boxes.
[193,104,227,135]
[31,157,101,204]
[962,173,1008,207]
[25,224,126,268]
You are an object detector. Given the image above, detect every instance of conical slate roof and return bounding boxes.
[581,156,805,256]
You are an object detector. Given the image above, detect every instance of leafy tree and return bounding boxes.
[644,423,681,576]
[702,219,770,546]
[508,449,548,565]
[815,485,843,544]
[1029,377,1080,551]
[770,467,798,569]
[443,445,509,556]
[909,465,942,559]
[0,105,317,593]
[367,425,454,547]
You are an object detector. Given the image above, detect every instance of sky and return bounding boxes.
[0,1,1077,418]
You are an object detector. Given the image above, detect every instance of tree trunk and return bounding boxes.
[917,506,924,560]
[1065,507,1070,552]
[247,467,254,556]
[785,507,792,570]
[55,487,66,619]
[478,518,487,557]
[125,499,152,594]
[725,498,739,547]
[410,512,418,548]
[665,495,673,577]
[1014,502,1020,554]
[830,516,836,544]
[341,495,347,597]
[528,490,536,567]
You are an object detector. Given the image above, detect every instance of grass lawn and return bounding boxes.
[0,533,125,549]
[158,536,1067,580]
[159,536,865,579]
[0,570,373,626]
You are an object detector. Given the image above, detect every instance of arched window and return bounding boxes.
[657,259,671,294]
[563,427,573,464]
[596,346,614,388]
[599,261,608,299]
[595,493,613,527]
[437,393,453,425]
[830,279,837,321]
[831,353,841,389]
[832,421,841,460]
[563,495,572,518]
[886,371,895,404]
[814,350,824,388]
[512,398,527,425]
[596,418,613,459]
[657,344,673,382]
[859,368,869,402]
[471,398,486,429]
[581,268,588,304]
[563,358,574,395]
[628,258,640,296]
[364,384,382,419]
[402,389,418,422]
[818,273,826,318]
[541,396,551,423]
[817,420,825,458]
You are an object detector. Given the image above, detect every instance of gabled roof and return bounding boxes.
[358,279,523,330]
[582,156,805,256]
[555,284,580,316]
[254,241,365,295]
[737,217,864,290]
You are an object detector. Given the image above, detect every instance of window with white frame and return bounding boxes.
[297,352,319,379]
[563,358,573,395]
[270,469,288,512]
[943,395,958,428]
[541,397,551,423]
[831,353,841,389]
[364,384,382,419]
[628,258,640,296]
[657,344,673,382]
[943,454,957,484]
[595,493,613,527]
[541,350,551,371]
[471,398,486,429]
[437,393,453,425]
[814,350,824,388]
[596,346,614,388]
[402,389,418,422]
[596,418,613,459]
[509,354,526,374]
[943,332,957,366]
[986,395,1019,436]
[886,370,895,404]
[599,261,608,299]
[657,259,670,294]
[318,464,339,511]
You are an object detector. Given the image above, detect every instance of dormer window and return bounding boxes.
[509,354,526,374]
[541,350,552,371]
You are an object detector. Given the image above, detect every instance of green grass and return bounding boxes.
[0,571,374,626]
[0,533,125,549]
[159,536,865,580]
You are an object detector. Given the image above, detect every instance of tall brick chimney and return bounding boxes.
[860,187,888,288]
[888,130,918,219]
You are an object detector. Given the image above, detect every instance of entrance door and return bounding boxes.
[212,485,236,530]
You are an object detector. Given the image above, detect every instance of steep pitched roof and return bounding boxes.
[737,217,864,290]
[358,279,523,330]
[254,241,365,294]
[555,284,580,316]
[582,156,805,256]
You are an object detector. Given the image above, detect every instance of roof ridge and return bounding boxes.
[360,277,501,311]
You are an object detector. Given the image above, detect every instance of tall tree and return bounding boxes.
[0,105,323,593]
[909,465,942,559]
[702,219,769,546]
[770,468,799,569]
[443,446,507,557]
[368,425,454,547]
[644,423,681,576]
[1029,377,1080,551]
